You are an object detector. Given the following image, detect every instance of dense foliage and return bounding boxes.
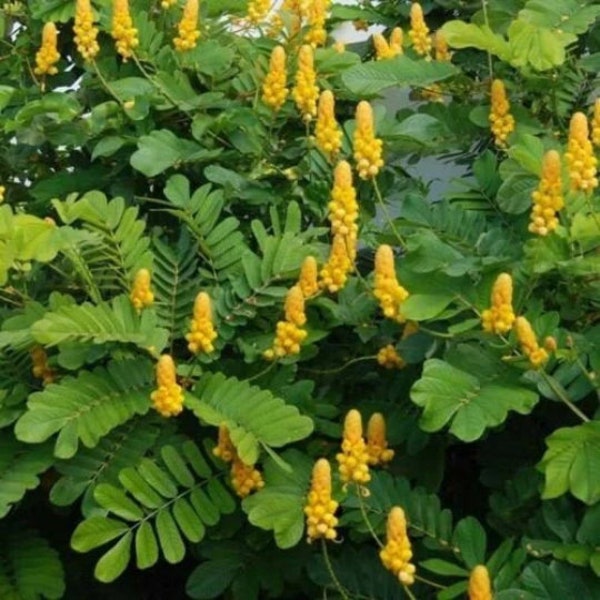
[1,0,600,598]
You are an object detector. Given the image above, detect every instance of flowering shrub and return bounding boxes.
[1,0,600,598]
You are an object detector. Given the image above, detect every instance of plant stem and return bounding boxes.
[321,540,350,600]
[373,178,406,250]
[356,483,383,548]
[92,61,123,104]
[414,574,445,590]
[480,0,494,79]
[540,370,590,422]
[300,355,376,375]
[402,584,418,600]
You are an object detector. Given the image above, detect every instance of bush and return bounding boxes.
[1,0,600,598]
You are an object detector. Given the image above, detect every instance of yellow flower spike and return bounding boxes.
[73,0,99,62]
[367,413,394,465]
[284,285,307,326]
[373,33,392,60]
[299,256,319,298]
[247,0,271,25]
[230,456,265,498]
[377,344,405,370]
[481,273,515,335]
[592,99,600,147]
[565,112,598,193]
[262,46,288,112]
[30,346,55,385]
[129,268,154,312]
[319,233,354,293]
[336,409,371,485]
[515,316,548,369]
[433,30,451,61]
[292,45,319,122]
[328,160,358,238]
[380,507,416,584]
[468,565,493,600]
[304,458,339,542]
[213,424,236,463]
[389,27,403,55]
[150,355,184,417]
[353,100,384,179]
[186,292,218,354]
[111,0,139,60]
[264,285,308,359]
[489,79,515,148]
[409,2,431,58]
[305,0,327,47]
[173,0,201,52]
[374,245,409,323]
[315,90,342,159]
[529,150,564,236]
[34,22,60,76]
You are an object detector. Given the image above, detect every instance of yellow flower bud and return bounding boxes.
[299,256,319,298]
[481,273,515,334]
[529,150,563,236]
[285,285,306,326]
[489,79,515,148]
[332,41,345,53]
[353,101,384,179]
[213,424,235,463]
[304,458,339,542]
[264,285,308,359]
[129,268,154,312]
[409,2,431,58]
[173,0,200,52]
[315,90,342,159]
[367,412,394,465]
[111,0,139,60]
[319,234,354,293]
[433,30,451,61]
[336,409,370,485]
[565,112,598,193]
[186,292,218,354]
[73,0,99,62]
[150,355,184,417]
[292,45,319,122]
[30,345,55,385]
[468,565,492,600]
[247,0,271,25]
[34,22,60,76]
[230,456,265,498]
[377,344,405,369]
[328,160,358,240]
[305,0,327,47]
[262,46,288,111]
[374,245,409,323]
[380,507,416,584]
[515,316,548,369]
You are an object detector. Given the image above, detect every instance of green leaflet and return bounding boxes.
[186,373,314,465]
[539,421,600,505]
[15,359,154,458]
[71,442,234,582]
[410,358,539,442]
[0,527,65,599]
[242,449,312,549]
[0,438,54,517]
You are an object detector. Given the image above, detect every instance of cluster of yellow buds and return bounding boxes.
[336,409,371,485]
[489,79,515,148]
[328,161,358,239]
[515,316,548,369]
[592,99,600,147]
[173,0,201,52]
[111,0,139,60]
[409,3,431,58]
[319,234,354,293]
[353,101,384,179]
[377,344,405,369]
[373,27,403,60]
[264,285,308,359]
[299,256,319,298]
[315,90,342,159]
[468,565,493,600]
[379,507,416,585]
[262,46,289,112]
[304,458,339,542]
[366,413,394,466]
[481,273,515,334]
[529,150,564,236]
[212,424,264,497]
[374,245,409,323]
[247,0,271,24]
[34,22,60,76]
[129,268,154,312]
[305,0,327,47]
[433,31,451,61]
[30,346,55,385]
[565,112,598,193]
[73,0,100,62]
[150,355,184,417]
[186,292,217,354]
[293,45,319,122]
